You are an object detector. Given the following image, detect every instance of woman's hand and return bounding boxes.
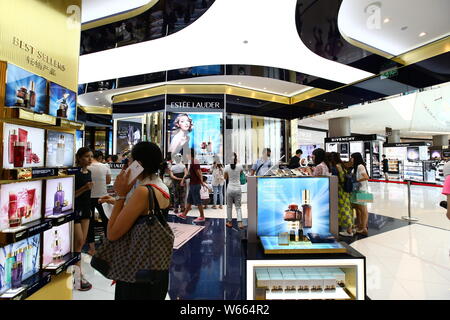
[99,196,115,205]
[114,170,137,197]
[85,182,94,190]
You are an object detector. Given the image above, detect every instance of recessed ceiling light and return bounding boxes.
[419,32,427,37]
[95,98,99,100]
[263,87,267,90]
[383,18,390,23]
[238,82,242,85]
[401,26,408,31]
[243,40,248,44]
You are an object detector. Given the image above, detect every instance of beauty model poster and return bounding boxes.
[45,177,74,218]
[0,180,43,231]
[3,123,45,169]
[257,177,330,237]
[167,112,223,164]
[0,234,40,293]
[42,223,71,267]
[4,63,47,113]
[49,83,77,121]
[46,131,75,167]
[116,119,142,155]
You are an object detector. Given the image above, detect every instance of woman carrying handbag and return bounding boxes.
[92,142,174,300]
[350,152,372,236]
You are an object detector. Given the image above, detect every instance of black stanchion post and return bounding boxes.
[401,180,419,222]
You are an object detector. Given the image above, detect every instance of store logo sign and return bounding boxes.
[170,101,222,109]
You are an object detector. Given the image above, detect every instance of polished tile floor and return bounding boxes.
[73,182,450,300]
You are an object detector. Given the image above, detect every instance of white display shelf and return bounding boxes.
[265,287,351,300]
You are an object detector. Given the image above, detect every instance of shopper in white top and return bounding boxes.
[350,152,370,236]
[211,162,225,209]
[87,150,111,255]
[224,153,244,229]
[170,154,188,213]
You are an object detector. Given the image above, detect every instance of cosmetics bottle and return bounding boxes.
[25,245,33,274]
[29,81,36,108]
[5,253,15,285]
[289,229,296,242]
[18,128,28,143]
[302,190,312,228]
[52,230,62,260]
[26,142,32,164]
[57,95,68,118]
[53,182,65,214]
[11,261,23,289]
[15,87,27,106]
[17,190,28,219]
[56,135,65,166]
[8,192,20,228]
[26,188,36,219]
[13,141,26,167]
[8,129,18,164]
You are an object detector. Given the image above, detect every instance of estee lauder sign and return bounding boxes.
[13,36,66,73]
[169,101,222,109]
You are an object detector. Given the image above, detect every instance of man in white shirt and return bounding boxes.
[87,150,111,255]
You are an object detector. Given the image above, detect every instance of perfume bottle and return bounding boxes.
[25,245,33,274]
[56,93,69,118]
[29,81,36,108]
[53,182,65,214]
[13,141,26,167]
[8,129,18,164]
[302,190,312,228]
[26,142,32,164]
[56,135,65,166]
[26,188,36,218]
[11,261,23,289]
[5,253,16,285]
[52,230,62,260]
[8,192,20,228]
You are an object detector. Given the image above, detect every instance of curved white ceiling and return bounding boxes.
[77,75,312,107]
[79,0,373,85]
[338,0,450,56]
[82,0,154,24]
[298,82,450,138]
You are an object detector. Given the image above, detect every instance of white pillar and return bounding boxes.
[388,130,401,143]
[432,134,449,147]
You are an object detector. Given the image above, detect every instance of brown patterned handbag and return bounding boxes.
[91,185,174,283]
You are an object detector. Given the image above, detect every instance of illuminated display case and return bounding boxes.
[246,176,366,300]
[44,177,74,218]
[42,222,73,270]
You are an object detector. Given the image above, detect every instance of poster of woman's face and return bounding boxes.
[115,119,142,155]
[167,112,222,164]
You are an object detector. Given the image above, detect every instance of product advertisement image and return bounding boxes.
[48,83,76,121]
[4,63,47,113]
[0,180,43,231]
[0,234,40,295]
[42,222,71,269]
[44,177,74,218]
[45,131,75,168]
[3,123,45,169]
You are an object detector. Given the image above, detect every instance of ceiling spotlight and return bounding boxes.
[263,87,267,90]
[383,18,390,23]
[238,82,242,85]
[95,98,99,100]
[419,32,427,37]
[401,26,408,31]
[243,40,248,44]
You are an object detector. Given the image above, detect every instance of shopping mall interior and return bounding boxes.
[0,0,449,302]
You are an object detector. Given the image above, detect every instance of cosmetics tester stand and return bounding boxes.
[245,175,367,300]
[0,61,84,300]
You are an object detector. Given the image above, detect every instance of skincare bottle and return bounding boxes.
[56,135,65,166]
[29,81,36,108]
[302,190,312,228]
[25,245,33,274]
[8,192,19,228]
[57,94,69,118]
[13,141,26,167]
[26,188,36,219]
[53,183,65,214]
[25,142,32,164]
[52,230,62,260]
[8,129,18,164]
[11,261,23,289]
[17,190,28,219]
[15,87,27,106]
[5,253,15,285]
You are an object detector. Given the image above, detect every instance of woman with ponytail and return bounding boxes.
[224,153,244,229]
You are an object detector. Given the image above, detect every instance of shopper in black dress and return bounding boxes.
[74,147,94,291]
[100,142,171,300]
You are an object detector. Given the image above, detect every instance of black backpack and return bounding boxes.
[343,168,353,193]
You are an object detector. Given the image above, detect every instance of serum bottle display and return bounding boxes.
[52,230,62,260]
[56,93,69,118]
[28,81,36,108]
[53,182,65,214]
[302,190,312,228]
[56,135,65,166]
[8,129,18,164]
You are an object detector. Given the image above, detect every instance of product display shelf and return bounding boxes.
[43,252,80,276]
[1,167,78,181]
[0,219,52,246]
[246,242,366,300]
[0,271,52,300]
